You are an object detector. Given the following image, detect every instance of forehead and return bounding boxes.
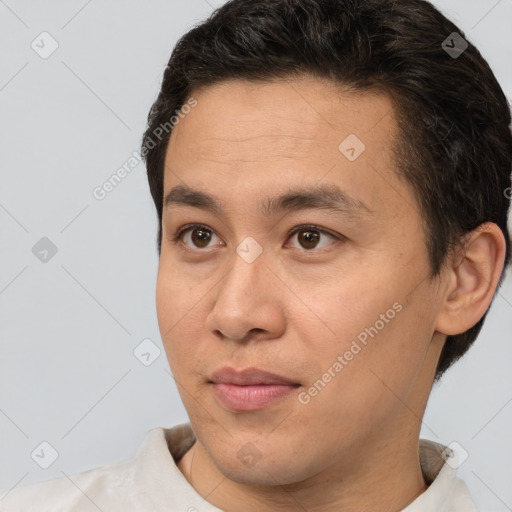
[163,77,411,223]
[169,77,397,156]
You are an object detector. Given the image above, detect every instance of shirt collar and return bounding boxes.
[133,423,465,511]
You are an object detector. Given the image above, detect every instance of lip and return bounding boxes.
[209,367,300,412]
[210,366,300,386]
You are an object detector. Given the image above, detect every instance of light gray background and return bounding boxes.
[0,0,511,510]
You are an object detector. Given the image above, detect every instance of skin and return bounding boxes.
[155,76,506,512]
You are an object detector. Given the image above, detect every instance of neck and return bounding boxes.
[178,423,428,512]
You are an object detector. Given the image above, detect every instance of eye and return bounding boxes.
[286,225,340,250]
[170,223,341,252]
[172,224,223,249]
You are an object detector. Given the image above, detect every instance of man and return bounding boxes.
[1,0,510,510]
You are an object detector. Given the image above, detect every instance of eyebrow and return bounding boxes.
[163,183,373,217]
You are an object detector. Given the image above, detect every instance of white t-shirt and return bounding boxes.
[0,423,478,511]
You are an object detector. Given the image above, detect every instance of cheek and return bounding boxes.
[297,273,398,348]
[300,272,431,393]
[156,256,205,326]
[292,308,426,448]
[156,263,205,361]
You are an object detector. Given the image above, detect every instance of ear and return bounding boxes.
[434,222,507,336]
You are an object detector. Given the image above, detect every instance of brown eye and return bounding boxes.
[288,225,339,251]
[190,227,213,248]
[172,224,221,249]
[297,229,320,249]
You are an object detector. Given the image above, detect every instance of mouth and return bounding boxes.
[208,366,301,412]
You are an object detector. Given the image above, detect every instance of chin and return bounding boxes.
[215,458,306,487]
[204,439,315,487]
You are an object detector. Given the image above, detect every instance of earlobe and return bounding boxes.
[434,222,507,336]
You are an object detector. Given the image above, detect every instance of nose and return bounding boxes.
[205,249,287,343]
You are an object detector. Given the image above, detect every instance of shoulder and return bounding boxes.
[0,425,193,512]
[448,477,479,511]
[0,457,140,511]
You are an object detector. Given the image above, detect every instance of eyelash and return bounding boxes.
[169,223,342,251]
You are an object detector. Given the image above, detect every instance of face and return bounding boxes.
[156,77,446,486]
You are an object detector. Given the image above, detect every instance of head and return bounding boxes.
[142,0,511,492]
